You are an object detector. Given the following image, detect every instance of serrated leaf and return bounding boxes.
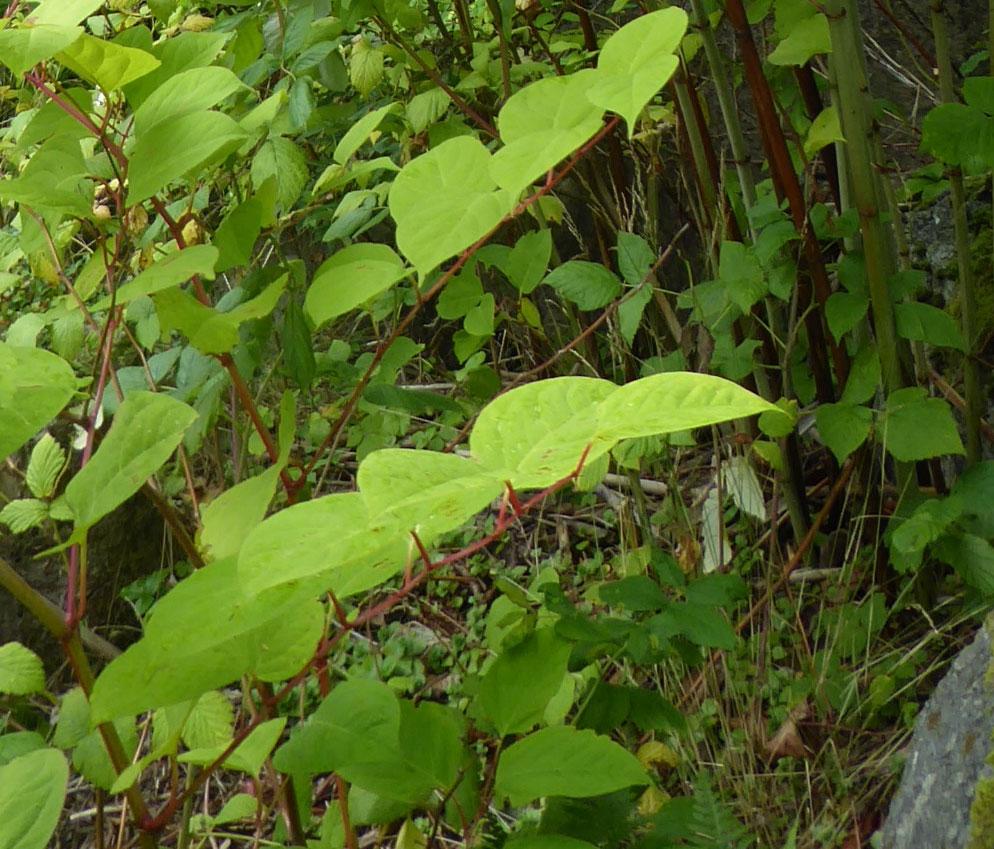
[585,7,686,134]
[179,717,285,778]
[504,229,552,293]
[616,231,655,286]
[25,433,65,498]
[0,499,48,534]
[57,34,160,91]
[0,344,76,461]
[496,726,648,805]
[251,137,309,211]
[64,391,197,532]
[350,37,383,97]
[181,691,234,750]
[0,748,68,849]
[894,301,966,351]
[128,111,249,204]
[389,136,517,277]
[90,559,323,721]
[0,642,45,695]
[305,243,409,329]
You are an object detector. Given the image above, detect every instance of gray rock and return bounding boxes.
[880,624,994,849]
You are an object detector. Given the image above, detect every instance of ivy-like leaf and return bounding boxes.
[585,7,686,134]
[389,136,517,278]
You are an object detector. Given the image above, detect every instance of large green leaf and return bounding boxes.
[495,726,648,805]
[62,391,197,532]
[389,136,517,277]
[57,34,159,91]
[90,558,323,722]
[127,110,249,203]
[92,245,218,309]
[594,372,776,441]
[586,7,686,134]
[470,377,618,490]
[250,137,309,211]
[237,492,408,599]
[0,24,80,76]
[178,717,285,778]
[305,243,410,329]
[29,0,102,25]
[0,344,76,461]
[881,388,964,462]
[154,275,286,354]
[357,449,504,543]
[0,135,91,217]
[0,749,68,849]
[132,66,249,135]
[491,71,605,196]
[274,680,464,806]
[474,628,571,736]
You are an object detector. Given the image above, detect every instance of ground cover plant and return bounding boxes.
[1,1,994,847]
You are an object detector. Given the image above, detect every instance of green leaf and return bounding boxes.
[53,688,90,748]
[282,299,316,390]
[357,449,504,543]
[0,135,91,217]
[128,111,249,204]
[350,37,384,97]
[30,0,102,25]
[0,344,76,461]
[213,191,269,273]
[57,34,159,91]
[154,275,287,354]
[63,391,197,532]
[470,377,618,489]
[616,231,655,285]
[543,261,622,310]
[0,749,68,849]
[921,102,993,170]
[491,71,605,196]
[0,25,79,76]
[72,717,137,790]
[251,137,309,211]
[198,463,284,562]
[305,244,409,329]
[0,499,48,534]
[804,105,844,157]
[651,602,737,649]
[334,103,396,164]
[389,136,517,278]
[0,732,46,767]
[825,292,868,343]
[237,492,407,599]
[464,293,495,336]
[586,7,686,134]
[507,836,598,849]
[496,726,648,805]
[617,284,652,346]
[90,559,323,721]
[93,245,219,310]
[595,372,776,441]
[475,628,571,736]
[814,402,872,463]
[718,241,766,312]
[505,229,552,294]
[179,717,285,778]
[181,691,234,750]
[0,643,45,695]
[132,66,249,135]
[768,14,831,65]
[882,388,964,462]
[934,533,994,595]
[894,302,966,351]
